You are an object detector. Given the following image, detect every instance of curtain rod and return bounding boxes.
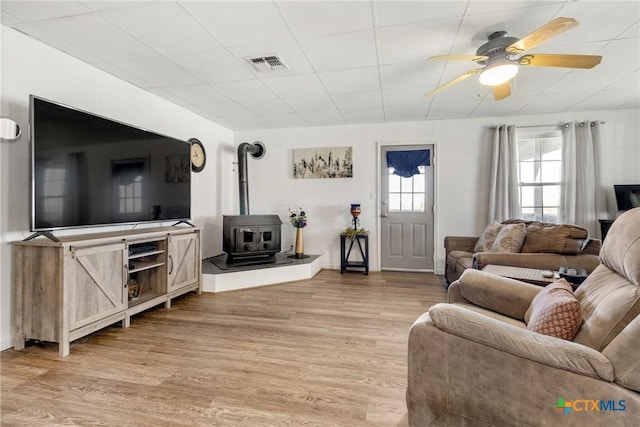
[491,121,606,130]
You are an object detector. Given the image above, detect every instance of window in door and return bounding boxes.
[517,130,562,223]
[387,166,426,212]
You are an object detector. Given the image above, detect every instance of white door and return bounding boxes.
[380,145,434,271]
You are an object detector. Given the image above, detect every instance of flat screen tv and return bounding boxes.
[614,184,640,211]
[30,95,191,231]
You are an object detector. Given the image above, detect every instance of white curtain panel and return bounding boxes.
[561,121,603,236]
[489,125,520,222]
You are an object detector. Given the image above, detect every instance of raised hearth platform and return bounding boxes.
[201,253,322,293]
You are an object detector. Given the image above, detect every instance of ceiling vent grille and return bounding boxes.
[247,54,288,71]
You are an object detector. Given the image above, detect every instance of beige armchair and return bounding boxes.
[408,208,640,426]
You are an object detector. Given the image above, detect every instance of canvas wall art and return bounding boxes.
[293,146,353,179]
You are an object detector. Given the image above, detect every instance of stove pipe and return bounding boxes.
[237,141,265,215]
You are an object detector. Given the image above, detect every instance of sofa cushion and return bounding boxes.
[521,222,589,255]
[525,279,582,341]
[474,222,503,252]
[491,223,527,253]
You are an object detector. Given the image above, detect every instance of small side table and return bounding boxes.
[340,233,369,275]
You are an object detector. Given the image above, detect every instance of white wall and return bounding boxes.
[236,109,640,275]
[0,26,235,350]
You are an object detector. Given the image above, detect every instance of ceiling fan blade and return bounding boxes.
[424,69,481,98]
[518,53,602,69]
[507,17,579,54]
[493,82,511,101]
[429,55,488,62]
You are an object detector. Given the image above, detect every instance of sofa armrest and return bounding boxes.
[474,252,601,273]
[449,269,541,320]
[428,303,613,381]
[444,236,478,254]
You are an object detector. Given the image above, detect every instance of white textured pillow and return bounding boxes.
[474,222,504,252]
[491,223,527,253]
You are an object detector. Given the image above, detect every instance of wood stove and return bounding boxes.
[223,215,282,265]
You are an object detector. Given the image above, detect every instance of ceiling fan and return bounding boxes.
[424,17,602,101]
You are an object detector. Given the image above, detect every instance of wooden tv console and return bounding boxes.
[13,226,201,357]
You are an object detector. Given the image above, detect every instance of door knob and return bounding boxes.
[381,213,388,217]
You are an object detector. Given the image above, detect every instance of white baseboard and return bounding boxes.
[1,336,13,351]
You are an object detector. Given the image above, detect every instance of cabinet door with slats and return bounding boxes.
[67,242,127,330]
[167,232,200,292]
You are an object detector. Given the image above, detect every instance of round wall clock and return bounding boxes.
[189,138,206,173]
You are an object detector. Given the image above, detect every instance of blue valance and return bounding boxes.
[386,149,431,177]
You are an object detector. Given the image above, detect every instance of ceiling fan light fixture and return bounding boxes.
[479,62,519,86]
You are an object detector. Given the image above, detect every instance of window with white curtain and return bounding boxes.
[516,129,563,223]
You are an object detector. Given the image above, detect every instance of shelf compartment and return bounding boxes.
[129,249,165,260]
[129,261,165,273]
[128,291,164,308]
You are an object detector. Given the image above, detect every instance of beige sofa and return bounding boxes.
[407,207,640,426]
[445,220,601,284]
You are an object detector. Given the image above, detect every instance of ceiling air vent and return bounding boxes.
[247,54,288,71]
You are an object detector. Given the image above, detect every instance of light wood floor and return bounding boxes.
[1,269,447,427]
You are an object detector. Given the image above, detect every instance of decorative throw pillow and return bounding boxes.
[524,279,582,341]
[490,223,527,253]
[474,222,504,252]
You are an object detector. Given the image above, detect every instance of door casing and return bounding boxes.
[376,140,437,272]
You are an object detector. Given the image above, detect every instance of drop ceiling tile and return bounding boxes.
[384,104,428,122]
[298,29,378,71]
[544,68,627,96]
[24,14,157,62]
[212,79,280,102]
[233,116,277,130]
[159,84,233,106]
[380,61,445,90]
[279,1,372,37]
[340,107,384,123]
[103,2,223,57]
[332,91,383,109]
[618,21,639,39]
[82,1,155,12]
[243,99,294,115]
[226,39,314,76]
[262,112,308,128]
[551,1,640,46]
[376,18,462,65]
[110,56,202,88]
[196,102,253,118]
[170,49,255,83]
[298,110,346,126]
[182,1,293,46]
[466,1,564,17]
[518,93,587,115]
[13,22,104,63]
[373,1,467,27]
[571,90,640,111]
[146,88,198,109]
[383,87,427,106]
[605,71,640,93]
[319,67,381,94]
[282,94,337,112]
[471,95,537,117]
[93,61,154,87]
[1,1,91,23]
[262,74,327,98]
[1,10,23,25]
[427,100,479,119]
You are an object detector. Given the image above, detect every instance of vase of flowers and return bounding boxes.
[289,207,307,259]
